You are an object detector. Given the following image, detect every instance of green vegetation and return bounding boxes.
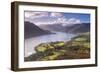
[35,41,64,53]
[25,32,90,61]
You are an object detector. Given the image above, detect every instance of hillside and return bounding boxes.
[24,21,51,39]
[65,23,90,33]
[39,23,90,33]
[39,23,65,32]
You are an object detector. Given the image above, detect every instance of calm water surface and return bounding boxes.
[25,32,76,57]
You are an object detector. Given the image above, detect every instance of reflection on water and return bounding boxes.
[25,32,76,57]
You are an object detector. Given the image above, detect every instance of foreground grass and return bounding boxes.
[25,32,90,61]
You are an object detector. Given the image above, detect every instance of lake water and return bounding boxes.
[25,32,76,57]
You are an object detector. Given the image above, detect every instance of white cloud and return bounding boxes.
[53,17,81,26]
[67,18,81,24]
[32,17,81,26]
[24,12,81,26]
[50,12,62,17]
[49,17,66,24]
[25,11,49,19]
[75,20,81,23]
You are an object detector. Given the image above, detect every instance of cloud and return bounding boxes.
[32,17,81,26]
[67,18,81,24]
[55,17,81,26]
[25,11,49,19]
[50,12,62,17]
[50,17,66,24]
[24,12,81,26]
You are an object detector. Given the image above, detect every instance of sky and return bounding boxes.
[24,11,90,26]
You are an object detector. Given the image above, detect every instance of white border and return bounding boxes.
[18,5,96,68]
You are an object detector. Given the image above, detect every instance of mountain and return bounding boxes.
[24,21,51,39]
[39,23,65,32]
[39,23,90,33]
[65,23,90,33]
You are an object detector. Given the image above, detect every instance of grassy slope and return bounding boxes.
[25,32,90,61]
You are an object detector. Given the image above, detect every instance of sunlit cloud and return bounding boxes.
[25,11,49,19]
[50,12,62,17]
[53,17,81,26]
[35,17,81,26]
[25,12,82,26]
[62,18,81,26]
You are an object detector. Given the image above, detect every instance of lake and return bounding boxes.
[25,32,76,57]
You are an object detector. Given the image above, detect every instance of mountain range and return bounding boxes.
[24,21,90,39]
[39,23,90,33]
